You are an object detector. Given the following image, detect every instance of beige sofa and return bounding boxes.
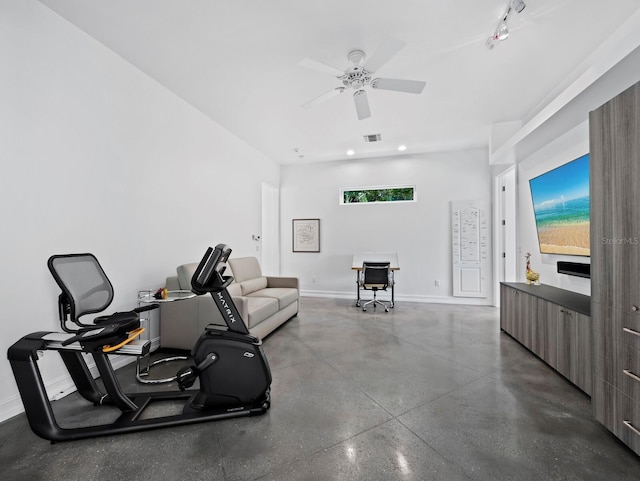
[159,257,299,350]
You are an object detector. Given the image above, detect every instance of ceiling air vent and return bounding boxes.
[363,134,382,143]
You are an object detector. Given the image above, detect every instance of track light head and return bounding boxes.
[496,22,510,40]
[486,0,526,49]
[510,0,526,14]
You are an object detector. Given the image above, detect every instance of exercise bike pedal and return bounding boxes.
[176,366,198,391]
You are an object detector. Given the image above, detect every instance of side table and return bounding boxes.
[136,289,196,384]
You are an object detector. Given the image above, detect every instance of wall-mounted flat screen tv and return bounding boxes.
[529,153,590,256]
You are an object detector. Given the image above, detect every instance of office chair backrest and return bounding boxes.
[362,262,390,288]
[48,253,114,331]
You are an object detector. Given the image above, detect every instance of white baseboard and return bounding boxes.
[300,289,495,306]
[0,394,27,424]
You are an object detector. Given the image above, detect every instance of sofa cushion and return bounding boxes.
[248,287,298,309]
[244,296,279,329]
[228,257,262,283]
[177,263,199,290]
[240,276,268,295]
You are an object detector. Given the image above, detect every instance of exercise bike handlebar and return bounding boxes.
[191,244,234,295]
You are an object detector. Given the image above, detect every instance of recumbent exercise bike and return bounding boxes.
[8,244,271,442]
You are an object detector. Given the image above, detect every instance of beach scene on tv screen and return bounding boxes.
[529,154,590,256]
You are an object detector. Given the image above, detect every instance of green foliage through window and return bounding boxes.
[342,186,415,204]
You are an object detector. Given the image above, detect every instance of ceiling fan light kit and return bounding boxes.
[353,89,371,120]
[486,0,526,49]
[299,38,426,120]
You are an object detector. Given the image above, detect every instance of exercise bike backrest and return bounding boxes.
[47,253,148,342]
[48,253,117,333]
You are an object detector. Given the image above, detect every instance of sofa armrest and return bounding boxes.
[266,276,299,290]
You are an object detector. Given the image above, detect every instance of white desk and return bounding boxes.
[351,252,399,307]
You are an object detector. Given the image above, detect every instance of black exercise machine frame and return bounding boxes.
[7,244,270,442]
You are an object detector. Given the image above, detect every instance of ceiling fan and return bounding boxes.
[299,38,426,120]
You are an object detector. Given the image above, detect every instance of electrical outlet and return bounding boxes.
[435,280,440,286]
[312,275,316,283]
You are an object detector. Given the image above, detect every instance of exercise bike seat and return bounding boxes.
[94,311,139,329]
[60,324,130,348]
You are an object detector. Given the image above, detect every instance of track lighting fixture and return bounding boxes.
[486,0,526,49]
[511,0,526,14]
[496,22,510,40]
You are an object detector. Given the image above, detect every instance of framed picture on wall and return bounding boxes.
[292,218,320,252]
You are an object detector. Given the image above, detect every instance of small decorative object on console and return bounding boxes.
[153,287,169,300]
[525,252,540,285]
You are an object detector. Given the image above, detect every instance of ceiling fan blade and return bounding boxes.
[298,58,345,77]
[371,78,426,94]
[302,87,345,109]
[353,90,371,120]
[364,37,406,73]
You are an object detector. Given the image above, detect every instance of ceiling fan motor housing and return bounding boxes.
[342,69,371,90]
[342,50,371,90]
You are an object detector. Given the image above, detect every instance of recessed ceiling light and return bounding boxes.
[398,145,407,151]
[346,149,355,156]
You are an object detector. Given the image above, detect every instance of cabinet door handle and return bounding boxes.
[632,305,639,312]
[623,369,640,383]
[623,327,640,338]
[623,420,640,437]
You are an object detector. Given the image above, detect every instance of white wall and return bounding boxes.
[0,0,279,421]
[280,149,493,303]
[516,122,591,295]
[510,45,640,296]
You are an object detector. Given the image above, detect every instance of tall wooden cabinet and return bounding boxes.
[590,81,640,455]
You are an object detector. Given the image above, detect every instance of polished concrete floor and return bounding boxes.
[1,297,639,480]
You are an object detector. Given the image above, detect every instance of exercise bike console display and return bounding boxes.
[191,243,233,294]
[7,244,272,442]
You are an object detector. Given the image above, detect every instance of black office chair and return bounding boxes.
[48,253,184,383]
[360,262,391,312]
